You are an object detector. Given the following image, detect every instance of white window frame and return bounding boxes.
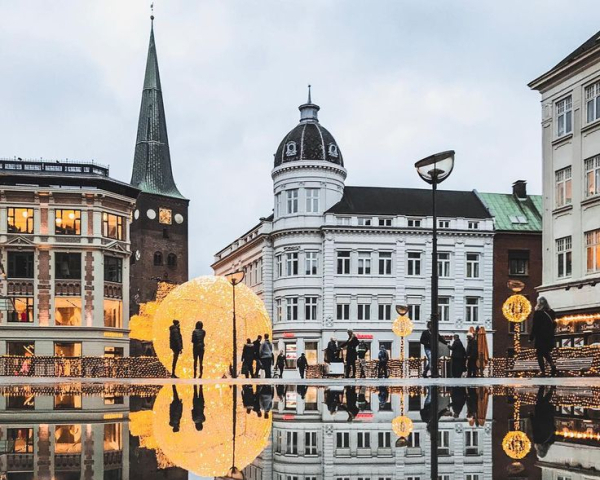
[378,252,392,275]
[586,81,600,124]
[275,192,282,217]
[465,430,479,455]
[358,252,371,275]
[305,296,318,321]
[407,218,422,228]
[557,236,572,278]
[555,166,572,208]
[337,303,350,321]
[407,252,421,276]
[335,431,349,449]
[286,252,299,276]
[305,251,318,275]
[586,229,600,273]
[378,218,392,226]
[305,188,320,213]
[337,251,351,275]
[357,431,371,449]
[305,431,318,456]
[286,298,298,321]
[286,431,298,455]
[465,297,479,323]
[585,155,600,198]
[378,303,392,321]
[437,252,451,278]
[438,219,450,229]
[357,303,371,321]
[286,189,299,214]
[438,297,450,322]
[466,253,480,278]
[337,216,351,226]
[357,217,372,226]
[467,221,479,230]
[275,298,283,323]
[556,95,573,137]
[408,303,421,322]
[276,254,283,278]
[378,431,391,449]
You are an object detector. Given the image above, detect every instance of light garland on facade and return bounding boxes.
[555,429,600,441]
[557,312,600,324]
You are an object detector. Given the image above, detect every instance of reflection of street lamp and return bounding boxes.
[224,385,246,480]
[502,280,532,355]
[415,150,455,378]
[393,305,413,378]
[225,270,246,378]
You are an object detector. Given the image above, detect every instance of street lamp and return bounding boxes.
[393,305,413,378]
[414,150,455,379]
[225,269,246,378]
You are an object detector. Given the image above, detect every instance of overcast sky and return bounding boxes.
[1,1,598,277]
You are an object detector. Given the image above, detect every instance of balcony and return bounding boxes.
[55,281,82,296]
[4,453,34,471]
[7,280,34,296]
[104,282,123,299]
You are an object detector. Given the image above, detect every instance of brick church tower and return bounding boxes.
[129,16,189,333]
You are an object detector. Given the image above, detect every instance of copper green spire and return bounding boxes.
[131,17,184,199]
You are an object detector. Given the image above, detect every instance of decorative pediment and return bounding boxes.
[104,241,130,255]
[2,236,36,247]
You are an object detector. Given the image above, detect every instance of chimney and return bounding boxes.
[512,180,527,199]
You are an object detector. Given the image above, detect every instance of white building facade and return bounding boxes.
[213,96,494,373]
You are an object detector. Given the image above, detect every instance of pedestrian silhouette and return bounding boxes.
[169,320,183,378]
[242,384,256,413]
[297,353,308,379]
[276,350,285,378]
[259,334,274,378]
[191,321,206,378]
[252,335,262,378]
[530,386,556,458]
[169,385,182,433]
[241,338,255,378]
[192,385,206,431]
[297,384,308,400]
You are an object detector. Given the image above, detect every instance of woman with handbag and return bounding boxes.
[530,296,557,377]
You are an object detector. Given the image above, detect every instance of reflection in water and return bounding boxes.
[0,383,600,479]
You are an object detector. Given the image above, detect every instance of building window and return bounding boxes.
[437,252,451,278]
[7,208,34,234]
[275,193,282,217]
[104,423,123,451]
[437,430,450,455]
[7,428,34,453]
[407,252,422,276]
[357,217,372,226]
[104,256,123,283]
[55,298,82,326]
[337,251,350,274]
[408,432,420,447]
[407,218,422,228]
[467,221,479,230]
[167,253,177,267]
[337,303,350,321]
[54,425,82,451]
[465,430,479,455]
[305,431,318,455]
[337,216,351,226]
[55,209,81,235]
[7,297,33,323]
[305,251,318,275]
[585,81,600,123]
[379,303,392,321]
[438,220,450,229]
[102,213,124,240]
[336,431,349,449]
[55,252,81,279]
[286,252,299,276]
[7,251,34,278]
[408,303,421,322]
[286,431,298,455]
[585,155,600,198]
[275,430,283,454]
[276,254,283,278]
[275,298,282,322]
[586,229,600,273]
[153,251,163,266]
[557,236,572,278]
[378,431,391,448]
[305,296,318,321]
[378,252,392,275]
[104,299,123,328]
[508,251,529,276]
[438,297,450,322]
[358,252,371,275]
[465,297,479,323]
[286,189,299,214]
[286,298,298,321]
[7,341,34,356]
[306,189,320,213]
[556,95,572,137]
[7,394,35,410]
[466,253,480,278]
[357,431,371,449]
[357,303,371,321]
[286,141,297,156]
[555,166,572,208]
[379,218,392,226]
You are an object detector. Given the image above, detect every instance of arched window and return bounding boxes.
[153,252,163,266]
[286,141,297,156]
[328,143,338,157]
[167,253,177,267]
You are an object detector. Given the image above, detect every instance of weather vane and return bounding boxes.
[150,2,154,20]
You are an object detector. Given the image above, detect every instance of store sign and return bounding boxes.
[356,334,373,339]
[283,332,295,338]
[356,413,373,420]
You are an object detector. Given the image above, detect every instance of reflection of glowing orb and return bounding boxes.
[392,316,413,337]
[502,294,531,323]
[502,430,531,459]
[152,384,271,477]
[392,415,414,438]
[152,276,271,378]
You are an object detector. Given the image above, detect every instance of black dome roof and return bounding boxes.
[274,99,344,168]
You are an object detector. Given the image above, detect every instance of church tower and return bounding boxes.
[129,16,189,326]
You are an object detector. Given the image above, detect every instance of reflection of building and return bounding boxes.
[0,159,138,357]
[213,94,495,373]
[529,31,600,345]
[477,181,542,358]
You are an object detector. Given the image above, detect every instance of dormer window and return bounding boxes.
[286,141,297,157]
[328,144,339,157]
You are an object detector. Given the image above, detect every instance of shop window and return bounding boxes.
[167,253,177,267]
[104,256,123,283]
[104,299,123,328]
[6,428,34,453]
[7,251,34,278]
[7,297,34,323]
[7,208,34,234]
[55,252,82,279]
[104,347,124,358]
[304,341,319,365]
[55,342,81,357]
[7,394,35,410]
[304,387,318,411]
[55,210,81,235]
[54,394,82,410]
[285,343,297,369]
[7,341,34,356]
[102,213,124,240]
[55,298,82,326]
[54,425,82,452]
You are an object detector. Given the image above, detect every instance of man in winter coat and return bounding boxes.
[326,338,338,364]
[466,333,478,378]
[260,334,274,378]
[276,350,286,378]
[191,321,206,378]
[252,335,262,378]
[341,330,359,378]
[377,345,389,378]
[169,320,183,378]
[420,321,448,378]
[357,341,368,378]
[448,334,466,378]
[241,338,255,378]
[530,296,557,376]
[297,352,308,379]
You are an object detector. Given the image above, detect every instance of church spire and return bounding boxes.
[130,16,184,199]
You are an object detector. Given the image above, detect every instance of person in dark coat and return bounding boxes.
[169,385,182,432]
[357,341,368,378]
[344,386,359,421]
[297,384,308,400]
[530,386,556,458]
[259,334,274,378]
[191,321,206,378]
[297,353,308,379]
[259,385,274,419]
[377,345,389,378]
[252,335,262,378]
[169,320,183,378]
[449,386,467,418]
[449,334,466,378]
[241,338,255,378]
[420,321,448,378]
[242,384,256,413]
[326,338,339,364]
[341,330,359,378]
[530,296,557,376]
[276,351,286,378]
[466,333,478,378]
[192,385,206,431]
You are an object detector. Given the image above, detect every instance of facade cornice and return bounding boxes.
[320,226,494,238]
[529,46,600,92]
[211,233,268,269]
[271,162,347,180]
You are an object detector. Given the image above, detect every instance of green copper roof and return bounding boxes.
[477,191,542,232]
[130,20,185,199]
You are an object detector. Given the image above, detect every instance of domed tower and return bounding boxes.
[271,88,347,228]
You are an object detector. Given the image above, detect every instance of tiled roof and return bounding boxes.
[477,192,542,232]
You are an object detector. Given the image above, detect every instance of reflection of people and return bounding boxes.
[169,385,183,432]
[276,351,286,378]
[297,384,308,400]
[357,341,368,378]
[420,321,448,378]
[252,335,262,378]
[530,297,557,377]
[530,386,556,458]
[325,388,342,414]
[341,330,359,378]
[297,353,308,379]
[466,387,478,426]
[378,386,389,409]
[242,384,256,413]
[169,320,183,378]
[242,338,255,378]
[259,385,274,419]
[325,338,338,364]
[449,387,467,418]
[466,333,478,378]
[191,321,206,378]
[449,334,466,378]
[260,334,274,378]
[345,386,359,421]
[192,385,206,431]
[377,345,389,378]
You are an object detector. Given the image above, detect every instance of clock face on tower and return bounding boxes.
[159,207,172,225]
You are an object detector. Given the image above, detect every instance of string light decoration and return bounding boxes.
[130,282,177,341]
[393,306,414,378]
[557,312,600,324]
[502,281,532,355]
[502,397,531,460]
[392,387,413,439]
[555,429,600,441]
[152,276,272,378]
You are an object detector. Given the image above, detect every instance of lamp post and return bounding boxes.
[414,150,455,378]
[393,305,414,378]
[224,385,246,479]
[225,270,246,379]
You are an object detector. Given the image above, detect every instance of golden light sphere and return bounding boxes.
[392,415,414,438]
[152,385,271,477]
[502,430,531,459]
[502,294,532,323]
[392,316,414,338]
[152,276,272,379]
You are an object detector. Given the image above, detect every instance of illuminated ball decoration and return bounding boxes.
[152,385,271,477]
[392,415,414,438]
[393,316,414,337]
[502,294,532,323]
[152,276,271,379]
[502,431,531,460]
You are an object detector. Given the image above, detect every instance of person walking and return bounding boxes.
[169,320,183,378]
[260,334,274,378]
[191,321,206,378]
[297,352,308,379]
[466,333,478,378]
[252,335,262,378]
[241,338,255,378]
[377,344,389,378]
[449,334,466,378]
[325,337,338,364]
[341,330,359,378]
[420,321,448,378]
[530,297,557,377]
[276,350,286,378]
[357,341,368,378]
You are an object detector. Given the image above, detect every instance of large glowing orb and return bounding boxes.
[152,276,272,378]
